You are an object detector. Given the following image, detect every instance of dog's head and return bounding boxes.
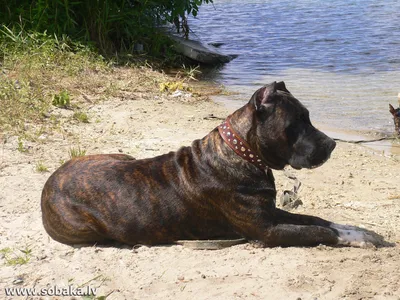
[389,104,400,136]
[249,81,336,170]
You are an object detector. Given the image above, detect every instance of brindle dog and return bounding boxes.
[41,82,379,247]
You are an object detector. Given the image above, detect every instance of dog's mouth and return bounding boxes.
[289,153,331,170]
[310,161,326,169]
[290,165,303,170]
[309,152,332,169]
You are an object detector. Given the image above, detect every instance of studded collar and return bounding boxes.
[217,117,269,171]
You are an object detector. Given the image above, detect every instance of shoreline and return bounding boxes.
[321,126,400,156]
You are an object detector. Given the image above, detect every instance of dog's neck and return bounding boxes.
[193,104,273,182]
[192,130,271,183]
[218,117,269,171]
[228,105,254,141]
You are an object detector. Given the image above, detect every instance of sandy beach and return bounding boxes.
[1,67,399,300]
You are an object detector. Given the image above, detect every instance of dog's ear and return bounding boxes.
[389,104,396,116]
[252,82,277,110]
[275,81,290,94]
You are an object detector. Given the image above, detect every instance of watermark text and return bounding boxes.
[4,285,97,297]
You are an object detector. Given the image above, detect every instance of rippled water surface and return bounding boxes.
[189,0,400,134]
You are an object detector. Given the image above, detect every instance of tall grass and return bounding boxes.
[0,0,213,55]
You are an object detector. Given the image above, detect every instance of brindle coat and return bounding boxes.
[42,82,362,247]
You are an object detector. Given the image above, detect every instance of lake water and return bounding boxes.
[189,0,400,137]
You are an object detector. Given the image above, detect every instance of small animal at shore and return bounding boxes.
[41,82,382,248]
[389,103,400,136]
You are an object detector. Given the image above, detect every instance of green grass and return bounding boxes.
[0,25,209,140]
[180,64,201,81]
[0,27,107,136]
[0,246,32,266]
[73,111,90,123]
[53,90,71,108]
[17,137,27,153]
[69,146,87,159]
[0,247,12,256]
[35,161,49,172]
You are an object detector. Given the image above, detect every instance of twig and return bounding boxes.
[333,137,396,144]
[77,275,103,289]
[203,114,225,120]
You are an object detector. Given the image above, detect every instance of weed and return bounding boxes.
[36,161,49,172]
[180,64,201,81]
[17,137,27,153]
[53,91,71,108]
[0,247,12,257]
[1,246,32,266]
[69,146,86,159]
[103,83,119,99]
[73,111,89,123]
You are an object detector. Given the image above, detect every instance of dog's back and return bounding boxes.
[41,145,238,246]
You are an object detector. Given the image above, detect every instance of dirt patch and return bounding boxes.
[1,77,399,299]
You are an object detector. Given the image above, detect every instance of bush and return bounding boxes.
[0,0,213,54]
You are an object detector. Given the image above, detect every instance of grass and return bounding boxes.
[35,161,49,172]
[0,26,216,142]
[73,111,90,123]
[180,64,201,81]
[0,246,32,266]
[0,247,12,257]
[0,27,107,137]
[69,146,87,158]
[52,90,71,108]
[0,26,175,140]
[17,137,27,153]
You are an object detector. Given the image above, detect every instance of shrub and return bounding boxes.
[0,0,213,54]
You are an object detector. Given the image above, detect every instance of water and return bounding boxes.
[189,0,400,135]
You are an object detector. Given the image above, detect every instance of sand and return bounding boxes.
[1,75,399,300]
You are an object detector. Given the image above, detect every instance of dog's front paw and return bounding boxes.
[330,223,382,248]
